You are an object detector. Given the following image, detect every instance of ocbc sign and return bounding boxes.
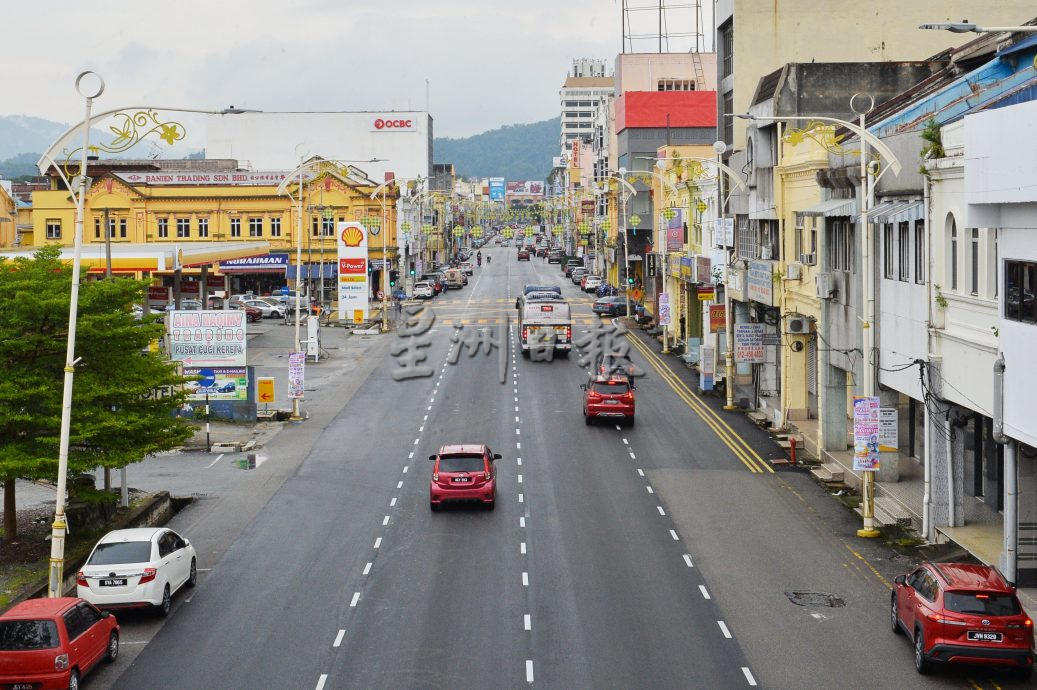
[373,118,413,130]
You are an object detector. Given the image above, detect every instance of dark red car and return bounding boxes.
[517,249,531,261]
[582,376,635,426]
[892,562,1034,677]
[429,444,500,511]
[0,597,119,690]
[231,303,262,322]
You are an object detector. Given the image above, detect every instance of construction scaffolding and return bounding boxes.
[621,0,708,54]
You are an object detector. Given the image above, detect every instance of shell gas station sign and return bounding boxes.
[337,222,369,323]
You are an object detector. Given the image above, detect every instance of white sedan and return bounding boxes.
[241,298,285,319]
[77,527,197,617]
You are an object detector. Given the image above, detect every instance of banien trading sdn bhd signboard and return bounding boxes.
[337,221,369,323]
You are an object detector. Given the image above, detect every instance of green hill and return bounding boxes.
[434,117,559,181]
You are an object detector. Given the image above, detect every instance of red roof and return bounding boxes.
[615,91,717,131]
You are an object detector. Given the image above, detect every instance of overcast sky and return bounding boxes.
[0,0,713,139]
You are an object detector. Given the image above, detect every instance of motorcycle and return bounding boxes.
[477,256,482,267]
[486,256,492,265]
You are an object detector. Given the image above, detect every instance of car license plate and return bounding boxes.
[452,477,471,483]
[13,684,35,690]
[604,400,620,405]
[967,631,1002,642]
[100,578,127,587]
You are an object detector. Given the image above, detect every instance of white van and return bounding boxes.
[516,293,572,357]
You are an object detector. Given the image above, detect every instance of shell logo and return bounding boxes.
[340,225,364,247]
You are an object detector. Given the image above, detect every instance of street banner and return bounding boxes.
[734,323,765,363]
[666,209,684,251]
[184,367,247,401]
[878,407,898,452]
[337,221,369,323]
[709,305,726,332]
[700,345,714,391]
[697,285,716,301]
[658,292,672,327]
[853,396,881,471]
[288,351,305,399]
[167,310,247,367]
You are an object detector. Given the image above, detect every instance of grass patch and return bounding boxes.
[0,565,46,610]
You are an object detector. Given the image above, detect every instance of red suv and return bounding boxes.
[892,562,1034,677]
[429,444,501,511]
[582,376,635,426]
[0,597,119,690]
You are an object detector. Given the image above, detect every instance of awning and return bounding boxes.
[868,200,913,223]
[800,198,857,217]
[627,254,643,261]
[887,200,923,224]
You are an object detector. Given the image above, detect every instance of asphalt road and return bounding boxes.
[105,245,1032,690]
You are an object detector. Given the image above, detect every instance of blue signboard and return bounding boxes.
[489,177,505,201]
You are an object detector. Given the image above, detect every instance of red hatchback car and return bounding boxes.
[0,597,119,690]
[582,376,635,426]
[892,562,1034,677]
[429,444,500,511]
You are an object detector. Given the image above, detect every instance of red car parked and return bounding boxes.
[582,376,635,426]
[0,597,119,690]
[429,444,500,511]
[892,562,1034,677]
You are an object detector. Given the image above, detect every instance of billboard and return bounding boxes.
[506,181,545,196]
[185,367,248,401]
[489,177,505,201]
[167,310,247,368]
[665,209,684,252]
[337,222,370,322]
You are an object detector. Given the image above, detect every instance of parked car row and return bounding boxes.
[0,527,197,689]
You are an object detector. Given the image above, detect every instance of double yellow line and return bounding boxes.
[626,333,774,474]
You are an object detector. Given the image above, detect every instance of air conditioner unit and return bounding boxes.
[799,252,816,266]
[785,315,809,335]
[786,262,803,281]
[815,272,836,300]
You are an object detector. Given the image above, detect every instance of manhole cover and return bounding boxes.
[785,590,846,607]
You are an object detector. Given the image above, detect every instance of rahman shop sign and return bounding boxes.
[337,222,369,322]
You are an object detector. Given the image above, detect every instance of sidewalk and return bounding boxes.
[624,322,1037,610]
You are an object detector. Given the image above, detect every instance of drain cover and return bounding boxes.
[785,591,846,607]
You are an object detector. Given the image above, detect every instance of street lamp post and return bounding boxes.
[736,111,902,537]
[47,71,104,598]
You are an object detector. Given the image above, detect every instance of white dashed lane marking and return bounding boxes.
[742,668,757,686]
[670,530,680,541]
[683,554,694,568]
[350,592,360,607]
[373,537,382,549]
[699,585,711,600]
[524,614,531,631]
[718,621,732,638]
[362,562,372,575]
[333,629,345,647]
[657,506,666,516]
[316,673,328,690]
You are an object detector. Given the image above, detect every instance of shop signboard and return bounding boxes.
[489,178,505,201]
[167,310,247,367]
[694,255,712,283]
[337,222,369,322]
[709,305,726,332]
[697,285,716,301]
[700,345,715,391]
[747,260,775,306]
[853,396,881,471]
[878,407,898,452]
[679,256,693,281]
[734,323,765,363]
[714,217,734,246]
[219,253,289,274]
[185,367,248,401]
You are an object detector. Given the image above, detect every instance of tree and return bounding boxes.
[0,246,193,541]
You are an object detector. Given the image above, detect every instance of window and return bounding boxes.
[0,619,60,650]
[759,220,779,260]
[94,218,101,239]
[735,215,754,260]
[1004,259,1037,324]
[63,609,86,641]
[949,217,958,290]
[311,217,320,236]
[249,217,263,237]
[883,225,894,279]
[270,217,281,237]
[794,214,804,258]
[657,78,695,91]
[828,220,854,272]
[158,218,169,239]
[177,218,190,238]
[722,92,734,147]
[230,218,241,238]
[970,228,979,295]
[46,219,61,239]
[198,217,209,238]
[119,218,127,238]
[914,220,925,284]
[898,222,909,282]
[322,217,334,236]
[720,21,733,78]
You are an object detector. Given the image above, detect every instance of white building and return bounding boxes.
[205,111,433,183]
[559,59,614,154]
[966,98,1037,586]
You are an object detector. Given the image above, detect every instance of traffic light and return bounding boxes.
[627,276,635,285]
[409,261,416,277]
[389,270,399,287]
